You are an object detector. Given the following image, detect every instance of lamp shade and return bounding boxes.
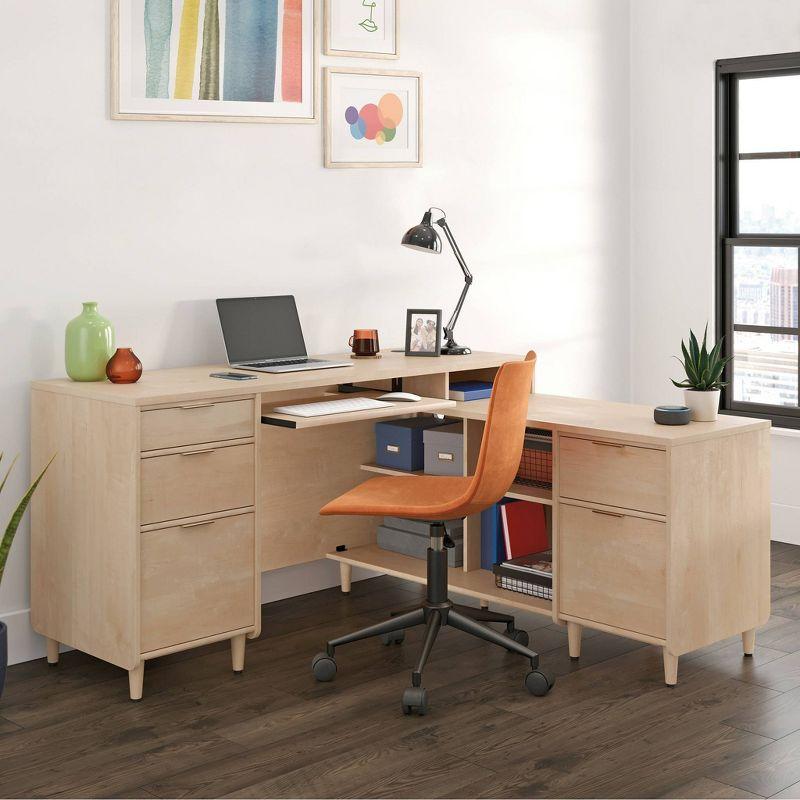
[401,211,442,254]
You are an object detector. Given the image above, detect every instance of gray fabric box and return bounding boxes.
[383,516,463,537]
[377,524,463,567]
[423,423,464,476]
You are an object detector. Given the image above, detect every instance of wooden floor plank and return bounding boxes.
[1,549,800,799]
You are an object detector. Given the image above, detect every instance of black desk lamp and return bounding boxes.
[401,208,472,355]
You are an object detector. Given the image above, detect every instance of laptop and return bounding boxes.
[216,296,353,374]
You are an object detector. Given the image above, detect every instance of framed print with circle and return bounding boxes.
[324,67,422,168]
[112,0,317,123]
[324,0,398,59]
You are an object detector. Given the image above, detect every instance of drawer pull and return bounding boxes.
[437,452,454,461]
[591,509,625,518]
[180,520,216,529]
[180,449,216,457]
[179,403,215,410]
[592,441,624,449]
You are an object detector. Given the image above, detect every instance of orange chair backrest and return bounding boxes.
[461,352,536,510]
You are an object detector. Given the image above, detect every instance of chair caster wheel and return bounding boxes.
[506,628,529,647]
[401,687,428,716]
[311,652,337,682]
[525,669,555,696]
[382,630,405,646]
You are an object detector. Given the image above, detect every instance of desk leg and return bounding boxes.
[663,649,679,686]
[340,562,352,595]
[45,637,59,666]
[567,622,582,660]
[128,662,145,701]
[231,634,246,673]
[742,628,756,657]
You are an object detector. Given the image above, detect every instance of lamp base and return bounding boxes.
[441,345,472,355]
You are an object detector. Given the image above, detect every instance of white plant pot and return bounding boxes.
[683,389,721,422]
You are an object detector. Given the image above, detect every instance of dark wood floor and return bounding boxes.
[3,542,800,799]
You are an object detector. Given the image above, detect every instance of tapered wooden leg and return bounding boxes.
[567,622,582,660]
[663,649,679,686]
[45,637,59,666]
[340,562,352,594]
[231,633,246,673]
[742,628,756,657]
[128,662,145,701]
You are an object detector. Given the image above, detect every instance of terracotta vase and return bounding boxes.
[106,348,143,384]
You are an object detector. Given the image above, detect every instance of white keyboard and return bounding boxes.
[272,396,394,418]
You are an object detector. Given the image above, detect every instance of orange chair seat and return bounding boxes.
[320,475,474,521]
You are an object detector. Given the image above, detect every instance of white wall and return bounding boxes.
[629,0,800,546]
[0,0,631,664]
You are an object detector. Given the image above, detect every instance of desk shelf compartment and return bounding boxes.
[327,544,553,617]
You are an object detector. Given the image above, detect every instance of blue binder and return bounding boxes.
[481,499,514,570]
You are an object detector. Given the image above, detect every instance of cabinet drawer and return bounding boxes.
[141,512,255,652]
[141,443,254,525]
[559,436,667,515]
[559,503,666,638]
[141,399,254,452]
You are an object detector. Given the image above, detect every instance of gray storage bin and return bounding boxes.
[377,524,463,567]
[423,423,464,476]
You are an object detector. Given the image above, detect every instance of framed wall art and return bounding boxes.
[324,67,421,168]
[324,0,398,59]
[112,0,317,123]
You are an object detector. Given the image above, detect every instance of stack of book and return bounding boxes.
[493,550,553,600]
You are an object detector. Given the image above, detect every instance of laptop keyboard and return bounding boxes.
[242,358,310,368]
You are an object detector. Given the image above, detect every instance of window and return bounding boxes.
[717,52,800,428]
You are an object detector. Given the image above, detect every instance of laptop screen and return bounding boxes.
[216,296,308,364]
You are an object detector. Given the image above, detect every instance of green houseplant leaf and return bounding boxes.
[673,325,732,392]
[0,454,54,586]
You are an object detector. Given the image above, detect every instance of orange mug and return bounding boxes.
[349,329,380,357]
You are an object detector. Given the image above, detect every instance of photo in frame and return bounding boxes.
[405,309,442,357]
[325,67,422,168]
[324,0,398,59]
[112,0,317,123]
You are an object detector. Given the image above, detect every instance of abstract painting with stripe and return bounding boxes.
[115,0,315,122]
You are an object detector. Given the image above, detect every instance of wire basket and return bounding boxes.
[515,428,552,489]
[493,565,553,600]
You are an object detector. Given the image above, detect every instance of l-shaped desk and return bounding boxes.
[30,351,770,698]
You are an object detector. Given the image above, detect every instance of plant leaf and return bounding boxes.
[0,454,18,498]
[0,455,54,585]
[689,329,700,367]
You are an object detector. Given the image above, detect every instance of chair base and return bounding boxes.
[312,522,555,713]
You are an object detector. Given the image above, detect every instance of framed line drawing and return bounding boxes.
[112,0,318,123]
[324,67,421,168]
[324,0,398,59]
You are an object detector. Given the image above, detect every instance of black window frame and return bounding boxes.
[716,51,800,429]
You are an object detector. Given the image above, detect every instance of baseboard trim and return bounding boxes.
[772,502,800,546]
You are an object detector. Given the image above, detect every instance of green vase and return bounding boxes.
[65,302,115,382]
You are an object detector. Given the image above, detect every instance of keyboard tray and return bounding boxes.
[261,394,456,429]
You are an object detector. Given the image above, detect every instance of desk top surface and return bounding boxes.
[31,351,516,406]
[31,350,769,445]
[448,394,769,447]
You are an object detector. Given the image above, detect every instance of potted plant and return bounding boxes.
[1,454,53,699]
[672,325,733,422]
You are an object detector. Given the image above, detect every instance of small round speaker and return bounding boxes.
[654,405,692,425]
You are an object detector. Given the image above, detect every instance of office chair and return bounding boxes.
[312,353,554,715]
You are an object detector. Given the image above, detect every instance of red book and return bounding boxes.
[500,501,549,559]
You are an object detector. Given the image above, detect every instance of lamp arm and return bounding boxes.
[435,217,472,344]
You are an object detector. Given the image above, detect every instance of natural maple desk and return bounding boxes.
[29,352,770,697]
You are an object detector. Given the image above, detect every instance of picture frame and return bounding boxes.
[324,67,422,169]
[324,0,398,59]
[405,309,442,357]
[111,0,318,123]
